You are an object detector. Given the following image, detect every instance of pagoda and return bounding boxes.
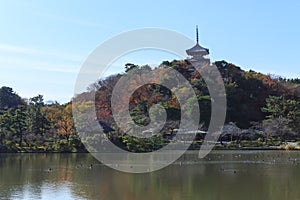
[186,26,210,64]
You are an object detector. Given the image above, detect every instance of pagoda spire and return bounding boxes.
[196,25,199,44]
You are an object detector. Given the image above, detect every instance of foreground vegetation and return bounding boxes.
[1,59,300,153]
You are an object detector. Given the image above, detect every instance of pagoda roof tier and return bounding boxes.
[186,43,209,56]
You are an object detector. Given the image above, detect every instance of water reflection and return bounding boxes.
[1,151,300,200]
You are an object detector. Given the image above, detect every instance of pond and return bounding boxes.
[1,151,300,200]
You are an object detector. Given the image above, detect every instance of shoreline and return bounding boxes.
[1,146,300,154]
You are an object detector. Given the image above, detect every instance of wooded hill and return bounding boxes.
[90,60,300,129]
[0,59,299,152]
[73,59,300,152]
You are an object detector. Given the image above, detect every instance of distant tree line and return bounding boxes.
[0,86,85,152]
[1,59,300,152]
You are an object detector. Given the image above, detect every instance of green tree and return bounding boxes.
[125,63,139,72]
[12,106,27,147]
[262,96,300,128]
[0,106,27,148]
[0,109,14,145]
[0,86,24,110]
[27,95,49,136]
[261,95,300,139]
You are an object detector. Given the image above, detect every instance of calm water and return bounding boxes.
[1,151,300,200]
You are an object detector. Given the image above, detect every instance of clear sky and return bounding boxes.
[0,0,299,103]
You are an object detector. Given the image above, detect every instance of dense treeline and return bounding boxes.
[82,60,300,151]
[89,60,300,129]
[1,59,300,152]
[0,87,86,152]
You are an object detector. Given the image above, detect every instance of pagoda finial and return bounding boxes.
[196,25,199,44]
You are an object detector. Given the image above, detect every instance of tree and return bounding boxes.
[0,86,24,110]
[220,122,241,144]
[261,95,300,140]
[262,117,292,142]
[27,95,49,136]
[262,96,300,132]
[44,102,68,143]
[0,109,14,145]
[125,63,139,72]
[12,106,27,147]
[57,103,75,142]
[0,106,27,147]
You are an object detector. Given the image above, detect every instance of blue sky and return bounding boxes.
[0,0,299,103]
